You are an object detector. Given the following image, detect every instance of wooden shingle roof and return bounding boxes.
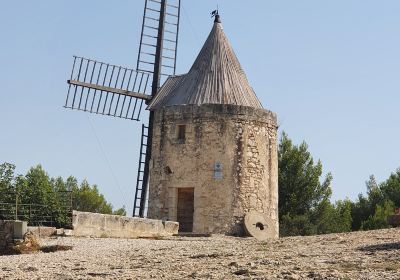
[148,20,262,110]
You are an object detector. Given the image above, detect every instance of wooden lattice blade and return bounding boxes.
[65,56,152,121]
[137,0,181,90]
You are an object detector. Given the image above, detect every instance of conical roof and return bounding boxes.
[148,17,262,110]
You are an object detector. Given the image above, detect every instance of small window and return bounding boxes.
[177,125,186,142]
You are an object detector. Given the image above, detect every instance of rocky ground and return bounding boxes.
[0,228,400,279]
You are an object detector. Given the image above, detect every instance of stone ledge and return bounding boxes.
[72,211,179,239]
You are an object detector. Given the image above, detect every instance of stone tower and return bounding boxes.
[147,14,278,237]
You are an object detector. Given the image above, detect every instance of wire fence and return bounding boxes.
[0,191,73,229]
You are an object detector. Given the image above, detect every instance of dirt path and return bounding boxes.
[1,228,400,279]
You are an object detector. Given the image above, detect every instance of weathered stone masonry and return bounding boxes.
[146,17,279,237]
[0,221,13,252]
[148,104,278,236]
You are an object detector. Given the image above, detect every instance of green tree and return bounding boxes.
[350,194,370,231]
[22,165,53,205]
[333,200,353,232]
[280,213,316,236]
[1,162,126,226]
[366,176,384,206]
[65,176,79,192]
[313,199,352,234]
[278,132,333,236]
[113,207,127,216]
[351,171,400,231]
[351,176,383,231]
[50,177,71,227]
[380,169,400,206]
[0,162,16,203]
[72,180,113,214]
[361,200,395,230]
[0,163,17,219]
[16,165,58,224]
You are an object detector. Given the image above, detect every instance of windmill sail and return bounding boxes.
[137,0,181,93]
[64,0,182,218]
[133,124,150,217]
[133,0,182,217]
[65,56,152,121]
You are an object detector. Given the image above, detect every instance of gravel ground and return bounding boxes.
[1,228,400,279]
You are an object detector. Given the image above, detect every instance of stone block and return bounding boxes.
[63,229,74,237]
[28,226,57,238]
[164,221,179,234]
[72,211,178,239]
[12,221,27,239]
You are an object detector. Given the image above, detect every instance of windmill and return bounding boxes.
[64,0,182,218]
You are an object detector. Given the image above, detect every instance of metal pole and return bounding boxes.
[174,0,181,75]
[151,0,166,94]
[15,192,18,221]
[138,0,166,217]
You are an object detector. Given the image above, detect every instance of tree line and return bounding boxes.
[1,132,398,235]
[279,132,398,236]
[0,163,126,228]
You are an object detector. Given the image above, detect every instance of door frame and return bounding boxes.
[176,187,195,233]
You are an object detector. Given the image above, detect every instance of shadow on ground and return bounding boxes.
[359,242,400,252]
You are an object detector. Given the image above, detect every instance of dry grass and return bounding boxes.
[1,232,73,255]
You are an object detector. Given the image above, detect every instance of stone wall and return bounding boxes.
[148,104,278,237]
[28,227,57,238]
[0,221,13,252]
[72,211,179,238]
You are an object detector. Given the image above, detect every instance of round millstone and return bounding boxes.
[244,211,276,241]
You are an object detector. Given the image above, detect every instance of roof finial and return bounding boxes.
[211,7,221,23]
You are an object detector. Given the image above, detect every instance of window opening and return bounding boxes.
[177,125,186,142]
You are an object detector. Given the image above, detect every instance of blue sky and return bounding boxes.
[1,1,399,213]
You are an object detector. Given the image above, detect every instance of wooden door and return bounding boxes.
[177,188,194,232]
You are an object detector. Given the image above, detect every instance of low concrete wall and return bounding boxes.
[72,211,179,239]
[0,221,13,251]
